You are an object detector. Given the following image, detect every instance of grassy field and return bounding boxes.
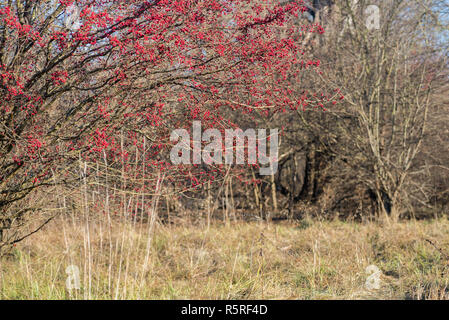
[1,216,449,300]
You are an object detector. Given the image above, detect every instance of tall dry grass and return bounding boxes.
[1,158,448,300]
[1,213,449,299]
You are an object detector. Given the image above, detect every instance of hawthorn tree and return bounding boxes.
[0,0,331,250]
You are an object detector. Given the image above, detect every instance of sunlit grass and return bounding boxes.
[1,216,449,300]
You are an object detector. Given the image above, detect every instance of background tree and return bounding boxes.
[265,0,449,220]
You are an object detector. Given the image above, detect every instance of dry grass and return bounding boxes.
[1,215,449,300]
